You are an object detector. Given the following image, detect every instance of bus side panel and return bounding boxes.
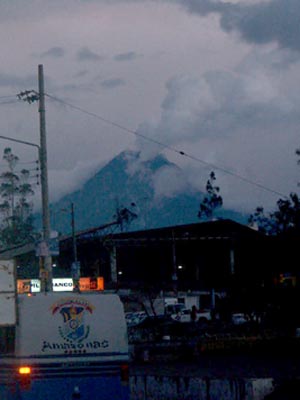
[1,376,130,400]
[0,385,15,400]
[16,293,128,360]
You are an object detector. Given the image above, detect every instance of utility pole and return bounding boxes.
[16,65,53,292]
[71,202,80,291]
[171,230,178,293]
[38,64,53,292]
[71,202,78,264]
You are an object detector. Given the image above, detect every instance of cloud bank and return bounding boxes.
[1,0,300,216]
[134,46,300,211]
[176,0,300,52]
[48,159,103,204]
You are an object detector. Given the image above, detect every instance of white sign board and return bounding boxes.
[0,260,15,292]
[52,278,74,292]
[0,293,16,325]
[31,279,41,293]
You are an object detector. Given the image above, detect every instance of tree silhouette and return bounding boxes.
[0,148,36,248]
[249,148,300,235]
[249,193,300,235]
[198,171,223,220]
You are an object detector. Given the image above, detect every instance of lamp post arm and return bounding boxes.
[0,135,40,151]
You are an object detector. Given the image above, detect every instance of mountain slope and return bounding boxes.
[44,151,247,235]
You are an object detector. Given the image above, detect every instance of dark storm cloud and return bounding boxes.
[41,47,66,58]
[0,73,37,88]
[76,47,104,61]
[101,78,126,89]
[114,51,140,61]
[177,0,300,52]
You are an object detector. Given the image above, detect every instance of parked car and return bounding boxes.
[170,308,212,323]
[125,311,147,327]
[231,313,248,325]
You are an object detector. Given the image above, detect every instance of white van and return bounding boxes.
[0,292,130,400]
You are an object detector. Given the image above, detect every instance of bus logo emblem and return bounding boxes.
[51,298,94,342]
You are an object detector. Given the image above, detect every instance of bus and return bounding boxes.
[0,291,130,400]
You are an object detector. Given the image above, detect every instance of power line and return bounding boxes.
[0,95,17,99]
[0,99,20,106]
[0,169,39,176]
[45,93,288,199]
[0,161,39,168]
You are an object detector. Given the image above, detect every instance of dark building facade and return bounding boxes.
[59,219,267,292]
[5,219,298,295]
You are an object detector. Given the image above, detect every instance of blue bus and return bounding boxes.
[0,292,130,400]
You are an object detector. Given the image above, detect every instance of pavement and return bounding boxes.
[130,353,300,379]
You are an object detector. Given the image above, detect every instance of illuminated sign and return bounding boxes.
[17,279,31,294]
[31,279,41,293]
[53,278,73,292]
[17,277,104,293]
[279,273,296,287]
[79,277,104,291]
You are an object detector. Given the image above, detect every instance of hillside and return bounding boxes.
[40,151,247,235]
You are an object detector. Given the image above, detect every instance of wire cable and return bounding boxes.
[0,161,39,167]
[0,95,17,99]
[0,99,20,106]
[45,93,288,199]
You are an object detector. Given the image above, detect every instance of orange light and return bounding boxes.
[19,366,31,375]
[79,277,104,291]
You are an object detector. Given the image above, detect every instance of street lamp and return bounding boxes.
[0,135,40,153]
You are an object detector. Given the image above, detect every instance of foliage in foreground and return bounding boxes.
[198,171,223,220]
[249,148,300,235]
[0,147,37,249]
